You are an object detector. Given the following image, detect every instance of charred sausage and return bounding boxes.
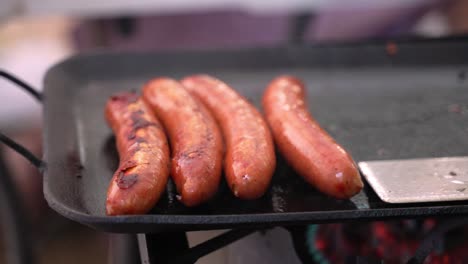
[105,92,170,215]
[262,76,363,199]
[142,78,223,206]
[181,75,276,199]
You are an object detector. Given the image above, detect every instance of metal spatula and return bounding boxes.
[358,157,468,203]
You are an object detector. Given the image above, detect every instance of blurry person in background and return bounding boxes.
[72,0,468,53]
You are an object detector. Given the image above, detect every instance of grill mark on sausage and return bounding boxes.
[114,159,139,189]
[120,159,138,171]
[127,111,161,140]
[110,92,139,103]
[116,172,138,189]
[130,112,158,130]
[180,148,205,159]
[134,137,146,143]
[127,133,136,140]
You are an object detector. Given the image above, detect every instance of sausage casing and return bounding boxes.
[143,78,223,206]
[105,92,170,215]
[181,75,276,199]
[262,76,363,199]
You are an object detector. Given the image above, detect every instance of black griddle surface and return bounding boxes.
[43,39,468,233]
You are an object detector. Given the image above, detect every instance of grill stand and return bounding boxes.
[124,220,468,264]
[136,229,256,264]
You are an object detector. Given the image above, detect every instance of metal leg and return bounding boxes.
[138,232,190,264]
[287,226,320,264]
[108,233,141,264]
[137,229,256,264]
[0,149,36,264]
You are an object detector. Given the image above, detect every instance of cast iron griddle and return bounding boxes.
[43,39,468,233]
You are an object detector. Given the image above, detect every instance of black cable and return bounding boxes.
[0,70,43,103]
[0,71,45,170]
[0,149,36,264]
[0,70,42,264]
[0,132,45,172]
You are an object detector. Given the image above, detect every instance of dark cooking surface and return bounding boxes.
[43,39,468,233]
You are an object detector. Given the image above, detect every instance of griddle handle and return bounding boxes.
[0,132,46,172]
[0,70,46,171]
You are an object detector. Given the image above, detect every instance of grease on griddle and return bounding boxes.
[458,70,466,82]
[386,41,398,56]
[448,103,463,114]
[66,151,84,178]
[377,148,388,157]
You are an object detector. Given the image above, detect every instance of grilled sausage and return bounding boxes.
[181,75,276,199]
[262,76,363,199]
[105,92,170,215]
[142,78,223,206]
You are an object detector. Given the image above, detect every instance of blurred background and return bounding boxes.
[1,0,468,263]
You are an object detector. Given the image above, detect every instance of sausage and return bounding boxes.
[262,76,363,199]
[142,78,223,206]
[105,92,170,215]
[181,75,276,199]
